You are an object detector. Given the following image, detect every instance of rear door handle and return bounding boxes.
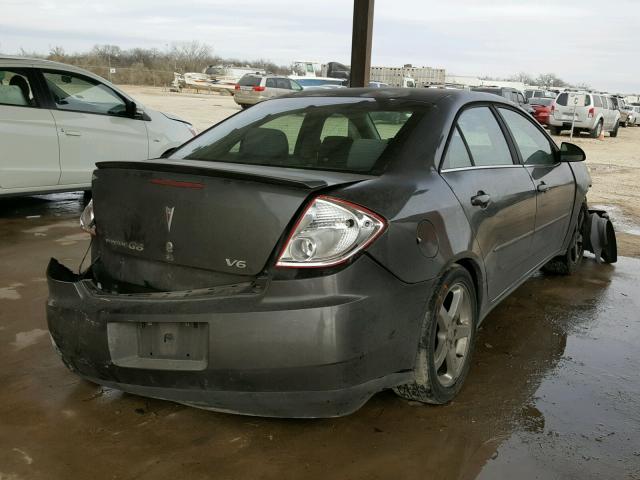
[537,181,550,193]
[61,128,82,137]
[471,191,491,208]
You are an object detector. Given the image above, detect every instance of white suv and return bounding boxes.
[548,91,621,138]
[0,56,197,197]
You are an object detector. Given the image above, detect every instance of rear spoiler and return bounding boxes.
[96,161,328,190]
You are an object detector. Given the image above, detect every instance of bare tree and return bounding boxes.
[510,72,535,85]
[170,41,213,72]
[48,46,66,62]
[535,73,567,88]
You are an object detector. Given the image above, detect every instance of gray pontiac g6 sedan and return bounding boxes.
[46,89,616,417]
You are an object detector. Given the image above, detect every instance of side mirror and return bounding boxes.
[559,142,586,162]
[126,101,145,119]
[160,147,177,158]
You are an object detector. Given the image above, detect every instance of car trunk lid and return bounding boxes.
[91,160,371,291]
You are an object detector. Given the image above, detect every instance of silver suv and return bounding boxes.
[234,74,302,109]
[549,92,621,138]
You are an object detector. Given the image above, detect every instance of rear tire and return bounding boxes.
[610,121,620,138]
[549,126,562,136]
[590,120,603,138]
[542,204,587,275]
[394,265,478,405]
[239,104,250,110]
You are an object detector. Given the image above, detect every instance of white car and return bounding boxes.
[0,56,197,197]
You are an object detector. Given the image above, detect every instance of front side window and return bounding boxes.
[43,71,127,116]
[499,108,555,166]
[175,97,425,174]
[456,107,514,167]
[0,69,36,107]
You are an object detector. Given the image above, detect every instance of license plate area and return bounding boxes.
[138,322,207,360]
[108,322,208,371]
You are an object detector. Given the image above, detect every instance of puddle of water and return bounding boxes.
[0,283,25,300]
[11,329,49,350]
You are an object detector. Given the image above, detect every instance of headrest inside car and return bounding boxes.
[347,139,388,171]
[240,128,289,161]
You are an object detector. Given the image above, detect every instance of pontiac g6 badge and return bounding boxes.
[165,206,175,232]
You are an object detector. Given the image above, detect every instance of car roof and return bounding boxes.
[0,55,137,103]
[282,87,520,107]
[0,55,88,72]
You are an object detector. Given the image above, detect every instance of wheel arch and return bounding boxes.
[453,257,483,314]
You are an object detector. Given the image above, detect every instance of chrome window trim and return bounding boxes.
[441,164,523,173]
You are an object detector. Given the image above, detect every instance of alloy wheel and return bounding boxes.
[434,283,473,387]
[569,210,585,263]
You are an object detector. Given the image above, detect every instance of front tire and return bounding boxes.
[542,203,587,275]
[394,265,478,405]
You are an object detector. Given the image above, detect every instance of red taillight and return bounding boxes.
[253,86,266,92]
[588,107,595,118]
[234,84,240,90]
[276,196,387,268]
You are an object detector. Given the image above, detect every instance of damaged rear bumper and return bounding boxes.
[46,256,430,418]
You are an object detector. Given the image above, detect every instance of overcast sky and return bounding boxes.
[1,0,639,92]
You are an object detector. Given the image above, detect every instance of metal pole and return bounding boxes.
[349,0,375,87]
[570,96,578,141]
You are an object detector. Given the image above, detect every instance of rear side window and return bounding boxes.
[0,69,36,107]
[499,108,555,166]
[594,96,603,108]
[275,78,291,89]
[238,75,261,87]
[442,127,472,170]
[265,78,277,88]
[456,107,514,167]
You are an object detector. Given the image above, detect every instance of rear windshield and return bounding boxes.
[530,98,553,106]
[238,75,261,87]
[296,78,345,87]
[556,93,591,107]
[473,88,501,96]
[174,97,428,175]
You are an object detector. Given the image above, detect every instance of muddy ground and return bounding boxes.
[1,88,639,479]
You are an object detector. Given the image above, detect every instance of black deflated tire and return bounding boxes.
[542,204,587,275]
[394,265,478,405]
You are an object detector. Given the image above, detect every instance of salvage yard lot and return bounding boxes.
[1,87,639,480]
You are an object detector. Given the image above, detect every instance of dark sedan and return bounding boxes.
[46,89,615,418]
